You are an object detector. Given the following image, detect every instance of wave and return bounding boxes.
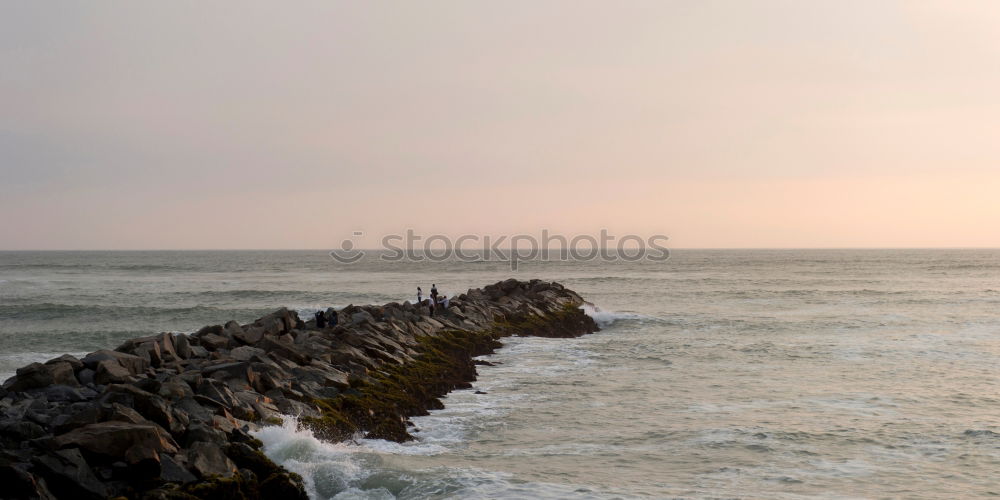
[0,263,201,272]
[0,302,255,322]
[253,416,634,499]
[580,304,654,328]
[253,417,372,498]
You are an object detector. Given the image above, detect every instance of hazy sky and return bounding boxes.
[2,1,999,249]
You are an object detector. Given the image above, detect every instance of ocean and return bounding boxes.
[2,249,999,499]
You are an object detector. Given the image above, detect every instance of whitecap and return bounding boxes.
[580,303,651,327]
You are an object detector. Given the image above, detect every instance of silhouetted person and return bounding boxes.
[329,309,338,327]
[430,284,438,303]
[314,310,326,329]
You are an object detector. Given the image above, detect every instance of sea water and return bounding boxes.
[2,249,1000,498]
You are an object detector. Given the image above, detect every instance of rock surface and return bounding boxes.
[0,279,597,499]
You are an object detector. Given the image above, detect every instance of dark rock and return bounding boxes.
[158,377,195,401]
[260,470,310,499]
[33,448,108,500]
[0,280,595,500]
[233,326,265,345]
[54,404,102,434]
[134,341,163,368]
[45,354,84,372]
[94,359,132,385]
[104,402,147,424]
[0,459,58,500]
[198,333,229,351]
[100,384,176,433]
[351,310,375,325]
[6,361,79,391]
[175,398,215,426]
[189,345,210,358]
[52,421,179,464]
[159,452,196,484]
[196,379,238,409]
[183,421,226,447]
[230,346,264,362]
[77,368,96,386]
[82,349,149,375]
[40,384,86,402]
[257,337,310,365]
[156,332,179,362]
[0,419,47,441]
[195,324,224,338]
[174,334,192,359]
[187,441,237,478]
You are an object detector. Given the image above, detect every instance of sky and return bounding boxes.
[2,1,999,250]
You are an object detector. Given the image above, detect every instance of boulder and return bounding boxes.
[0,459,58,500]
[6,361,79,391]
[249,308,297,336]
[233,326,265,345]
[187,441,237,478]
[156,332,178,361]
[189,345,210,358]
[174,334,192,359]
[351,310,375,325]
[82,350,149,375]
[52,421,179,464]
[257,337,310,365]
[183,421,226,446]
[132,341,162,368]
[103,403,147,425]
[77,368,95,385]
[94,359,132,385]
[100,384,175,433]
[159,452,196,484]
[196,379,238,409]
[157,377,194,401]
[260,470,310,499]
[45,354,83,372]
[0,419,47,441]
[230,346,264,362]
[46,361,80,387]
[40,384,86,402]
[199,333,230,351]
[32,448,108,500]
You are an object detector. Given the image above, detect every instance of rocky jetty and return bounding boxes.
[0,279,598,499]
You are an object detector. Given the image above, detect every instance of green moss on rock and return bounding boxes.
[303,304,596,442]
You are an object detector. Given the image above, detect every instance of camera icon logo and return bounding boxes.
[329,231,365,264]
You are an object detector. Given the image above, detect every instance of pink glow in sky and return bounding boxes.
[2,1,999,249]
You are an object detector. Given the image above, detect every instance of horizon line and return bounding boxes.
[2,247,1000,252]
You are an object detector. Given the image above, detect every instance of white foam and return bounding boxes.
[580,303,649,327]
[252,417,371,498]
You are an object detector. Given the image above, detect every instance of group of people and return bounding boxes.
[417,284,450,316]
[313,309,338,329]
[312,284,452,329]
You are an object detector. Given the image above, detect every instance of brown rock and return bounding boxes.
[94,359,132,385]
[187,441,237,478]
[53,421,179,463]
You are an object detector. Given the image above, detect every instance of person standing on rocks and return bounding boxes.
[430,284,438,303]
[315,310,326,329]
[417,286,423,304]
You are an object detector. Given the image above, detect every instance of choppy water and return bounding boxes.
[2,249,1000,498]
